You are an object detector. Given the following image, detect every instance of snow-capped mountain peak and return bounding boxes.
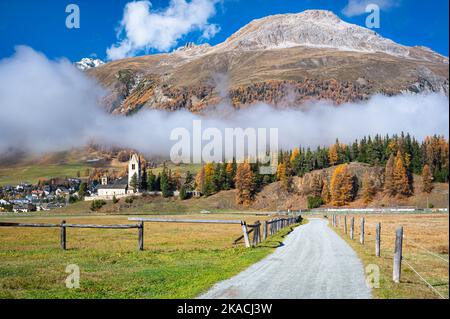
[74,57,105,71]
[210,10,447,63]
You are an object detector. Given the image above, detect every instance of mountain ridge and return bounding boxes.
[86,10,449,115]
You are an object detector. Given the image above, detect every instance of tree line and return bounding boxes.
[191,133,448,207]
[286,133,448,183]
[127,134,447,207]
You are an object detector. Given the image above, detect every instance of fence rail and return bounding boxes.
[0,215,302,251]
[0,220,143,251]
[234,216,301,247]
[128,218,242,224]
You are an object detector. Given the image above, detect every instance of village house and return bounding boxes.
[13,203,36,213]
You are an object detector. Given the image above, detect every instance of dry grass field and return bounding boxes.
[332,213,449,299]
[0,213,296,299]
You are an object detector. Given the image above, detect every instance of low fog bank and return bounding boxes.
[0,47,448,158]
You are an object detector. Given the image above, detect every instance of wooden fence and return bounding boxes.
[0,215,302,251]
[129,216,302,248]
[0,221,143,250]
[329,214,403,282]
[233,217,301,247]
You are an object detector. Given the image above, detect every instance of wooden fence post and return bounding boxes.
[360,217,365,244]
[138,221,144,251]
[375,222,381,257]
[350,217,354,240]
[60,220,66,250]
[344,215,347,234]
[338,215,341,228]
[393,226,403,283]
[241,221,251,248]
[263,221,268,241]
[256,221,261,245]
[271,219,274,235]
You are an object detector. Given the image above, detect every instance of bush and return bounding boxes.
[307,196,324,209]
[112,195,119,204]
[179,185,190,200]
[124,197,134,204]
[90,200,106,211]
[78,182,87,198]
[68,195,79,204]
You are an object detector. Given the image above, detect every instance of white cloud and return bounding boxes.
[1,47,448,158]
[107,0,220,60]
[342,0,398,17]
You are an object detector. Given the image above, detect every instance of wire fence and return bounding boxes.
[330,214,449,299]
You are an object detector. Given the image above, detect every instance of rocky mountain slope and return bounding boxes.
[87,10,449,115]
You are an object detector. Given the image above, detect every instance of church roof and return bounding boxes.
[96,176,128,190]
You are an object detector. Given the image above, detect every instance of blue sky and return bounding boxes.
[0,0,448,61]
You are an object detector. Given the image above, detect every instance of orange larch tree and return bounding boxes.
[234,161,255,206]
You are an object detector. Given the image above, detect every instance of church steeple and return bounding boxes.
[128,153,141,191]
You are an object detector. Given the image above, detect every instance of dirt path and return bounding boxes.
[199,218,371,299]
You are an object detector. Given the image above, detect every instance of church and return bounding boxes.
[95,153,141,199]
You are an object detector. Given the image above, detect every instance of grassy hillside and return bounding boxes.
[0,163,92,186]
[0,149,200,186]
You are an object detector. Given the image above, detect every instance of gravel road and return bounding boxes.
[199,218,371,299]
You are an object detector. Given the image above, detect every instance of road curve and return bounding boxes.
[199,218,371,299]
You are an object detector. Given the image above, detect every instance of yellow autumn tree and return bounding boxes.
[362,173,376,203]
[234,161,255,206]
[330,164,354,206]
[421,164,433,193]
[195,167,205,192]
[321,180,331,204]
[393,151,412,197]
[328,143,339,166]
[290,147,300,164]
[202,163,216,195]
[276,160,292,191]
[172,170,182,190]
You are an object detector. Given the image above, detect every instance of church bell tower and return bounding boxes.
[128,153,141,191]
